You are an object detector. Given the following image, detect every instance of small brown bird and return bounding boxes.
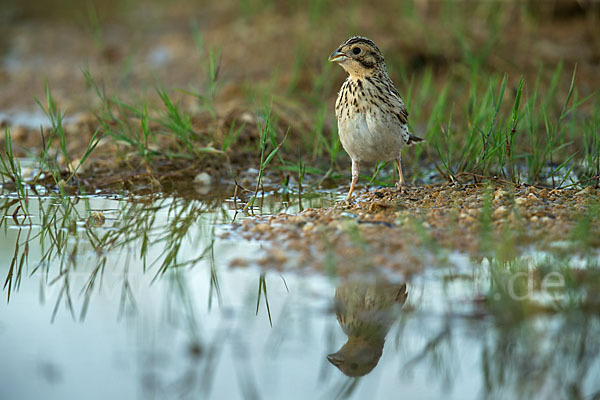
[329,36,423,200]
[327,280,408,377]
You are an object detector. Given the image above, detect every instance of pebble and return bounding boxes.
[494,189,508,202]
[230,258,248,268]
[301,222,315,233]
[194,172,212,186]
[87,211,106,227]
[250,223,271,234]
[340,212,358,219]
[21,167,34,179]
[515,197,527,206]
[267,248,288,264]
[493,206,509,219]
[301,209,317,218]
[286,216,304,224]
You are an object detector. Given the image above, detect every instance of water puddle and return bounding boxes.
[1,186,599,400]
[0,109,78,130]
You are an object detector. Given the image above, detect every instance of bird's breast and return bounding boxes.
[335,77,409,163]
[337,108,407,163]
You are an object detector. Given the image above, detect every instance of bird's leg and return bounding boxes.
[395,157,405,189]
[346,160,359,201]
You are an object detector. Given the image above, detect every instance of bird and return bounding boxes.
[327,279,408,377]
[328,36,423,201]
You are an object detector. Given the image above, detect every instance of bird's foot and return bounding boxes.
[344,190,357,202]
[395,181,410,191]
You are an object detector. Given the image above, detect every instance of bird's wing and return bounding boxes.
[387,86,424,143]
[386,84,409,124]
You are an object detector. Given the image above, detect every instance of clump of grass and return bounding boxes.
[84,69,224,162]
[80,26,228,167]
[36,83,103,189]
[408,64,595,189]
[0,127,29,211]
[243,103,287,213]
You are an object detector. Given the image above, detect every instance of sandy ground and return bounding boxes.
[229,182,599,275]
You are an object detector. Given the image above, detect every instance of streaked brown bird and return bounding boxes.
[329,36,423,200]
[327,279,408,377]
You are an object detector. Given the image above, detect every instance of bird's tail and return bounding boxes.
[407,134,425,145]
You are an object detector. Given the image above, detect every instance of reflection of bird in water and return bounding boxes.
[327,280,408,377]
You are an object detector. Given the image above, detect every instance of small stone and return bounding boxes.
[87,211,106,227]
[242,218,253,228]
[302,209,317,218]
[494,189,508,202]
[461,214,477,224]
[251,223,270,233]
[493,206,509,219]
[194,172,212,186]
[240,111,255,123]
[527,193,539,202]
[268,248,288,264]
[286,216,304,225]
[230,258,248,268]
[515,197,527,206]
[301,222,315,233]
[21,167,34,179]
[526,186,537,195]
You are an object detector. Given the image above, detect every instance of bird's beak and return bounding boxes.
[327,353,344,366]
[328,50,347,63]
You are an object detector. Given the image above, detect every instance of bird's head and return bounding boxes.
[328,36,385,78]
[327,337,384,377]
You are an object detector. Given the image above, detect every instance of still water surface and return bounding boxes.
[0,189,598,399]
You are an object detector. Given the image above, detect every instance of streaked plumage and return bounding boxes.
[329,36,423,200]
[327,280,408,377]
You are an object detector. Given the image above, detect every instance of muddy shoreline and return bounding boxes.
[231,183,599,274]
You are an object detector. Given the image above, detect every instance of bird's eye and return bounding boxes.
[352,47,361,55]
